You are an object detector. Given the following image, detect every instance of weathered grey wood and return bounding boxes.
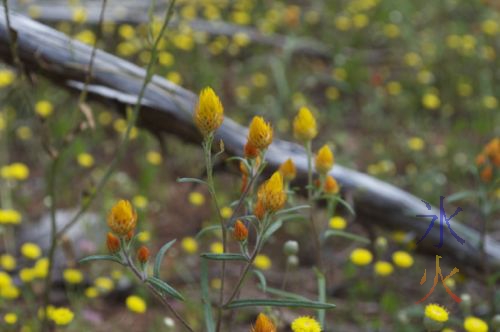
[0,9,498,271]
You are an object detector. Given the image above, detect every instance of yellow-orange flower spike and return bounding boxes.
[324,175,339,194]
[106,232,120,253]
[279,158,297,182]
[248,116,273,150]
[260,172,286,212]
[315,145,334,174]
[194,87,224,136]
[137,246,150,264]
[251,313,276,332]
[293,107,317,142]
[244,141,259,159]
[107,200,137,236]
[233,220,248,241]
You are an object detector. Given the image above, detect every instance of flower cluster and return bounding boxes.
[476,137,500,183]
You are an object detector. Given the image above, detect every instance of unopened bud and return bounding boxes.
[375,236,388,253]
[126,230,134,242]
[233,220,248,242]
[287,255,299,268]
[283,240,299,256]
[106,232,120,254]
[137,246,150,264]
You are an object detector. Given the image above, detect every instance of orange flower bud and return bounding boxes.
[254,199,265,220]
[244,141,259,159]
[475,154,486,166]
[480,166,493,182]
[315,145,334,174]
[233,220,248,241]
[248,116,273,150]
[106,232,120,254]
[251,313,276,332]
[324,175,340,194]
[194,87,224,136]
[279,158,296,182]
[107,200,137,236]
[137,246,150,264]
[126,230,134,242]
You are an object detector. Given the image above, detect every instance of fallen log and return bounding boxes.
[0,9,498,271]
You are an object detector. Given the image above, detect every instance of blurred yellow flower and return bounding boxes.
[0,254,16,271]
[50,307,74,326]
[335,15,352,31]
[72,7,87,23]
[181,237,198,254]
[118,24,135,39]
[392,251,414,268]
[407,137,425,151]
[253,254,272,270]
[404,52,422,67]
[231,11,251,25]
[21,242,41,260]
[463,316,488,332]
[19,268,36,283]
[482,19,498,36]
[220,206,232,219]
[77,153,94,168]
[126,295,146,314]
[350,248,373,266]
[146,151,162,165]
[291,316,321,332]
[0,284,19,299]
[325,86,340,100]
[4,312,17,325]
[63,268,83,284]
[425,303,449,322]
[374,261,394,276]
[0,70,15,88]
[166,71,183,85]
[137,231,151,242]
[446,34,461,48]
[353,14,369,29]
[386,81,402,95]
[333,68,348,81]
[107,200,137,236]
[158,51,174,67]
[33,258,48,278]
[189,192,205,206]
[194,87,224,136]
[248,116,273,150]
[85,287,99,298]
[233,32,250,47]
[210,242,224,254]
[94,277,114,292]
[422,92,441,110]
[16,126,32,140]
[0,209,21,225]
[252,73,268,88]
[293,107,317,142]
[457,82,473,97]
[1,162,30,180]
[482,95,497,109]
[75,30,96,45]
[315,145,334,174]
[329,216,346,230]
[0,271,12,288]
[279,158,297,182]
[210,278,222,289]
[384,24,400,38]
[133,195,148,209]
[417,70,434,85]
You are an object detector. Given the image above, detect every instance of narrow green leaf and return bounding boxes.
[256,286,310,301]
[196,225,222,239]
[445,191,477,203]
[253,270,267,293]
[154,239,176,278]
[262,220,283,242]
[201,259,215,332]
[79,255,123,265]
[224,298,335,309]
[200,253,249,262]
[315,268,326,329]
[177,177,208,186]
[323,230,370,244]
[276,205,310,215]
[331,196,355,216]
[146,276,184,301]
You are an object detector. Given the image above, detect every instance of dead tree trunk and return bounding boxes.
[0,9,498,271]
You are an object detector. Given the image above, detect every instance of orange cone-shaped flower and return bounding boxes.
[233,220,248,241]
[106,232,120,253]
[194,87,224,136]
[279,158,296,182]
[244,141,259,159]
[251,313,276,332]
[315,145,334,174]
[137,246,150,264]
[258,172,286,213]
[254,199,265,220]
[293,107,317,142]
[107,200,137,236]
[248,116,273,150]
[324,175,339,194]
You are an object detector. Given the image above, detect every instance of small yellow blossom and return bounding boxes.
[350,248,373,266]
[325,86,340,100]
[210,242,224,254]
[21,242,41,260]
[258,172,286,212]
[248,116,273,150]
[33,258,48,278]
[279,158,297,182]
[146,151,163,165]
[0,271,12,288]
[252,73,268,88]
[181,237,198,254]
[407,137,425,151]
[126,295,147,314]
[422,92,441,110]
[482,19,498,36]
[482,95,498,109]
[386,81,402,95]
[133,195,148,209]
[335,15,351,31]
[194,87,224,136]
[425,304,449,322]
[0,285,19,299]
[63,268,83,284]
[1,163,30,180]
[291,316,322,332]
[0,254,16,271]
[392,251,414,268]
[75,30,96,45]
[315,145,334,174]
[19,268,36,283]
[0,209,21,225]
[0,70,15,88]
[85,287,99,298]
[4,312,17,325]
[50,307,74,326]
[384,24,400,38]
[374,261,394,276]
[35,100,54,118]
[158,51,174,67]
[220,206,232,219]
[16,126,32,140]
[463,316,488,332]
[293,107,317,142]
[253,254,272,270]
[329,216,346,230]
[166,71,182,85]
[137,231,151,243]
[94,277,114,292]
[77,153,94,168]
[107,200,137,236]
[252,313,276,332]
[118,24,135,39]
[188,192,205,206]
[72,7,87,23]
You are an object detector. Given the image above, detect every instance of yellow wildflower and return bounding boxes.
[146,151,162,165]
[384,24,400,38]
[133,195,148,209]
[19,268,36,283]
[374,261,394,276]
[323,175,339,194]
[189,192,205,206]
[0,209,21,225]
[329,216,346,230]
[126,295,147,314]
[251,313,276,332]
[210,242,223,254]
[85,287,99,298]
[422,93,441,110]
[1,162,29,180]
[4,312,17,325]
[463,316,488,332]
[248,116,273,150]
[407,137,425,151]
[392,251,414,268]
[50,307,74,326]
[350,248,372,266]
[291,316,322,332]
[279,158,297,182]
[194,87,224,136]
[293,107,317,142]
[107,200,137,236]
[16,126,32,140]
[77,153,94,168]
[221,206,233,219]
[63,268,83,284]
[35,100,54,118]
[0,70,14,88]
[258,172,286,213]
[137,231,151,242]
[482,19,498,36]
[0,254,16,271]
[315,145,334,174]
[21,242,41,260]
[94,277,114,292]
[33,258,48,278]
[72,7,87,23]
[0,271,12,288]
[425,304,449,322]
[0,285,19,299]
[253,254,272,270]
